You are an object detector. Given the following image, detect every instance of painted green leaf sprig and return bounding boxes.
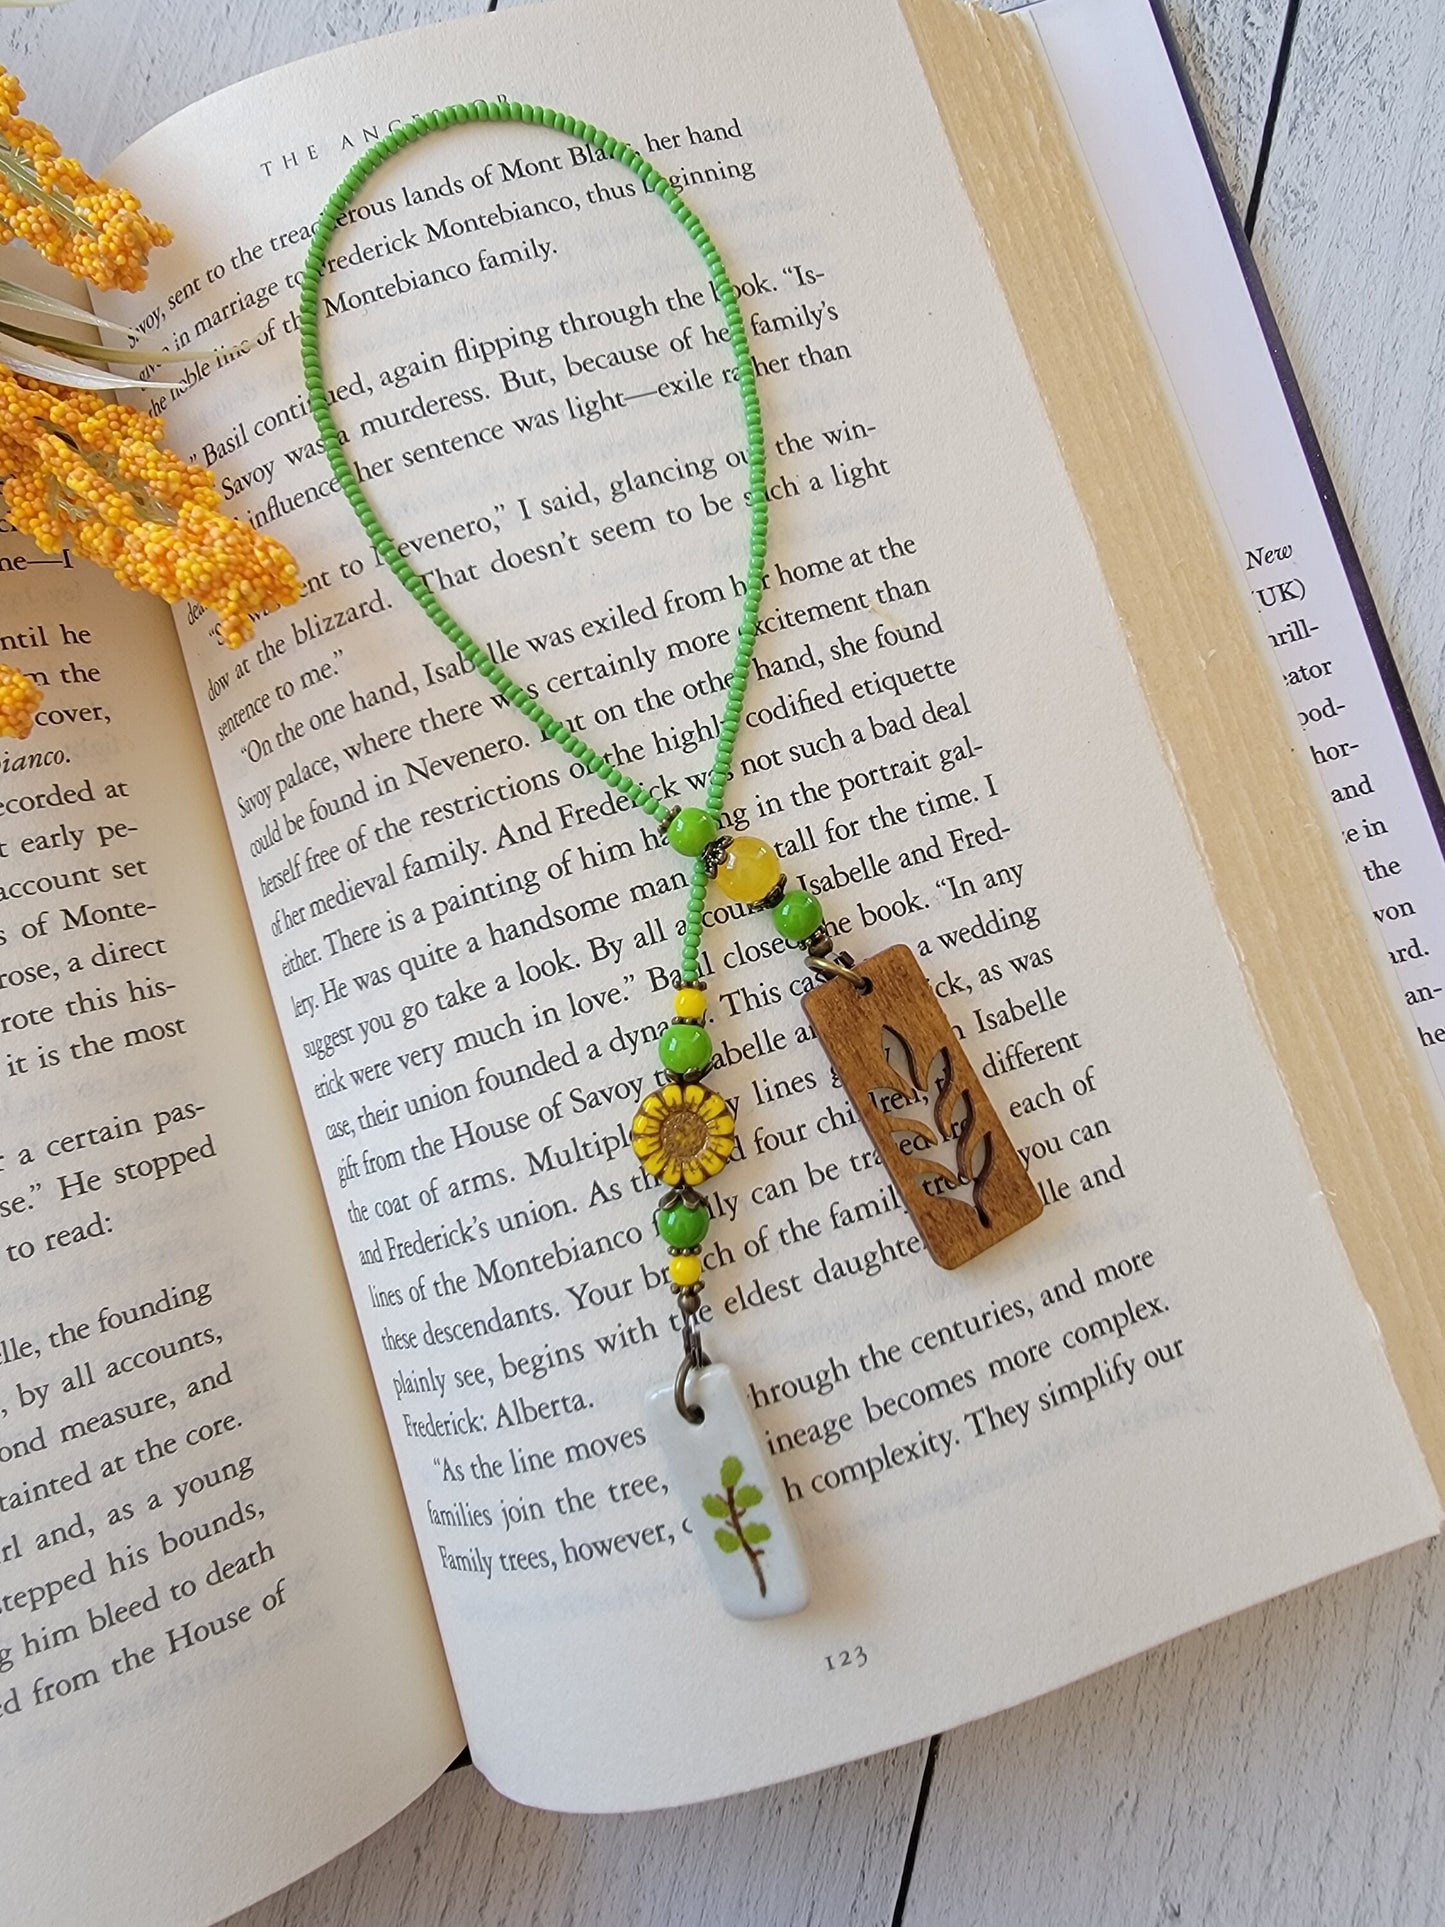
[702,1455,771,1597]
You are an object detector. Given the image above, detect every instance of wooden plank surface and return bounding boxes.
[0,0,1288,204]
[226,1752,926,1927]
[0,0,524,166]
[909,1543,1445,1925]
[1156,0,1290,210]
[9,2,1442,1923]
[1251,3,1445,765]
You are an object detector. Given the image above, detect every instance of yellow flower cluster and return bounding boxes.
[0,661,42,739]
[0,370,301,647]
[0,68,170,290]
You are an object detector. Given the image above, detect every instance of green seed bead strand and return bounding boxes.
[297,99,769,888]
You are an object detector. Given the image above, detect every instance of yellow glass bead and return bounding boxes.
[714,835,782,905]
[674,985,707,1021]
[670,1253,703,1288]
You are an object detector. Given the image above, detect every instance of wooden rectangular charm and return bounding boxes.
[802,944,1043,1268]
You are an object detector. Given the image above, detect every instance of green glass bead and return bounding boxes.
[666,807,719,858]
[658,1022,712,1075]
[656,1197,710,1249]
[772,888,823,942]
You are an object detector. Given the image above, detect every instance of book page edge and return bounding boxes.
[898,0,1445,1503]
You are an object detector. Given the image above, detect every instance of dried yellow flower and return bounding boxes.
[0,660,42,739]
[0,369,302,647]
[0,67,170,291]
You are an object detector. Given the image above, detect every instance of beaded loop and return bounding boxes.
[297,102,770,983]
[304,107,781,1374]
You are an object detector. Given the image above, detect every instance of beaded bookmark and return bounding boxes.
[301,102,1041,1620]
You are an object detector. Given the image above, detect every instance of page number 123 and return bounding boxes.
[824,1646,868,1673]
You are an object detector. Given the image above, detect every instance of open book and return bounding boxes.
[6,0,1445,1919]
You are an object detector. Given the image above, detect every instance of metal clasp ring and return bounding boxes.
[807,952,871,991]
[674,1353,707,1425]
[674,1298,710,1424]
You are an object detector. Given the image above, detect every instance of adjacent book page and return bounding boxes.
[1029,0,1445,1109]
[105,0,1438,1809]
[0,541,460,1919]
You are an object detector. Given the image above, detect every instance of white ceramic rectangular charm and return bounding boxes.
[646,1362,810,1619]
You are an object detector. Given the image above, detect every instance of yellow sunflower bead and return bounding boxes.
[674,985,707,1021]
[714,835,782,905]
[630,1082,735,1187]
[669,1253,703,1289]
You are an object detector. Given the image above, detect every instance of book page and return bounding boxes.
[0,538,460,1918]
[102,0,1438,1810]
[1029,0,1445,1111]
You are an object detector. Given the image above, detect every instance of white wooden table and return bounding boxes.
[4,1,1443,1919]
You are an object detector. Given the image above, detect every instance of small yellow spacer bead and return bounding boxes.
[714,834,782,905]
[674,985,707,1021]
[669,1253,703,1289]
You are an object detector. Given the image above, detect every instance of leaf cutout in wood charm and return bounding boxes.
[932,1044,960,1145]
[803,945,1043,1269]
[874,1024,922,1100]
[966,1129,993,1229]
[870,1027,996,1225]
[869,1028,945,1165]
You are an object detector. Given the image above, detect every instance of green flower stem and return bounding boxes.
[0,145,97,234]
[724,1477,766,1598]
